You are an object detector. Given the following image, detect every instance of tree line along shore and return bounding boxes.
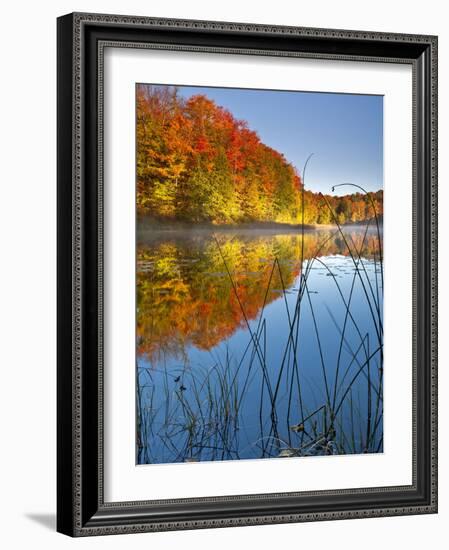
[137,84,383,226]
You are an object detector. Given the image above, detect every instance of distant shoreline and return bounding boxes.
[137,217,381,236]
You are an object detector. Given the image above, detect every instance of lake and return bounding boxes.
[136,224,383,464]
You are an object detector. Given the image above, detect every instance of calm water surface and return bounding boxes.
[136,225,383,464]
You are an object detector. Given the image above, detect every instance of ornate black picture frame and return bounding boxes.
[57,12,438,536]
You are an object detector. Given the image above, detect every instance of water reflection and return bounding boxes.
[137,228,379,362]
[136,225,383,464]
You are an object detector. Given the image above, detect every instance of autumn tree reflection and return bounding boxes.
[137,229,380,364]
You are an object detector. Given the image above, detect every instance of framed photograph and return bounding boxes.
[57,12,438,536]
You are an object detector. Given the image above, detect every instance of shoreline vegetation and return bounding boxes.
[137,84,383,227]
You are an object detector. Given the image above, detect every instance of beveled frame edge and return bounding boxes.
[57,11,438,537]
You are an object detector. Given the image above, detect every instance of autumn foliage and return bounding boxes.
[137,85,383,225]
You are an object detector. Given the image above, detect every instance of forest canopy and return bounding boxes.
[136,85,383,225]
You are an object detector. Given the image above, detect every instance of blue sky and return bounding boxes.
[172,85,383,196]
